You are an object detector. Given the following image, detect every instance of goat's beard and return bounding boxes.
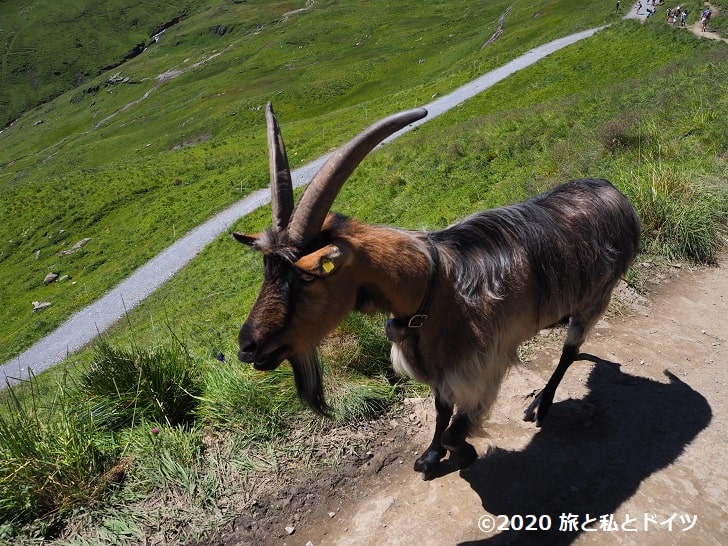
[290,352,331,417]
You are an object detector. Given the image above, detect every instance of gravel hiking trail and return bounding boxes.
[210,258,727,546]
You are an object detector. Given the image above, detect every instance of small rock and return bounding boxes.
[32,301,52,311]
[43,272,58,285]
[328,511,336,518]
[59,237,91,257]
[285,525,295,535]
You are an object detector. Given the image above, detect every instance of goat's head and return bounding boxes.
[233,103,427,415]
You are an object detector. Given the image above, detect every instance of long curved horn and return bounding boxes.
[266,102,294,233]
[287,107,428,246]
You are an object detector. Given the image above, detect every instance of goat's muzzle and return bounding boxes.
[239,349,285,371]
[237,323,287,370]
[237,341,288,370]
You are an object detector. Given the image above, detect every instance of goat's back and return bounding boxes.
[434,178,640,320]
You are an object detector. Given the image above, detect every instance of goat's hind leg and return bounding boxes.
[523,343,579,425]
[524,304,605,425]
[414,391,453,480]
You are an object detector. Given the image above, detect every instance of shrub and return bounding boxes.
[621,163,728,263]
[81,340,202,430]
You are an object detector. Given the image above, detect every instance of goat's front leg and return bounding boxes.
[414,391,452,480]
[442,412,478,470]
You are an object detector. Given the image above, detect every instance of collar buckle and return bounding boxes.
[407,314,428,328]
[386,237,439,342]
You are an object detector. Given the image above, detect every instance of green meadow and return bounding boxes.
[0,0,727,541]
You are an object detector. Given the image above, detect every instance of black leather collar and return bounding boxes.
[385,236,439,342]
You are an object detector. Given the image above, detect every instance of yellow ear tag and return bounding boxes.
[322,258,335,274]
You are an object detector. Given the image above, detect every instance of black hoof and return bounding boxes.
[523,391,543,423]
[414,449,444,480]
[535,399,553,426]
[524,400,553,427]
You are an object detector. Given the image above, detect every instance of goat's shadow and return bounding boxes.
[456,356,712,545]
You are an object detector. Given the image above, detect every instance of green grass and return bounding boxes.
[0,0,619,364]
[0,0,196,129]
[197,362,300,439]
[1,1,728,542]
[623,162,728,262]
[0,373,118,531]
[81,339,203,430]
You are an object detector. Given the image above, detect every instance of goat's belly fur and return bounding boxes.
[391,343,423,383]
[391,343,513,426]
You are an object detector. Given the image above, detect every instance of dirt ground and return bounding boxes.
[198,11,728,541]
[204,256,727,546]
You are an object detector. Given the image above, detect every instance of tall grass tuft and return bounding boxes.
[327,377,397,424]
[0,375,117,529]
[622,163,728,263]
[322,313,393,378]
[117,424,204,498]
[198,364,300,440]
[321,314,400,423]
[81,340,202,430]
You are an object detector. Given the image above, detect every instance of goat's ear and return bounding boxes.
[294,243,352,277]
[232,232,260,247]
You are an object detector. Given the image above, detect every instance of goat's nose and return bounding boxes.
[238,322,258,362]
[237,341,257,363]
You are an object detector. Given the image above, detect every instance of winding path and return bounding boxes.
[1,10,654,385]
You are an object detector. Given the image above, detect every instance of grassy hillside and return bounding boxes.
[1,0,727,541]
[0,0,197,129]
[0,0,620,364]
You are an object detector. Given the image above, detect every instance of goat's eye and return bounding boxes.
[299,271,316,283]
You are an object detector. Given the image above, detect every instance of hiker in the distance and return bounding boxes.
[701,8,711,31]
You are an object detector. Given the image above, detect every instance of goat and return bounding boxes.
[233,104,641,480]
